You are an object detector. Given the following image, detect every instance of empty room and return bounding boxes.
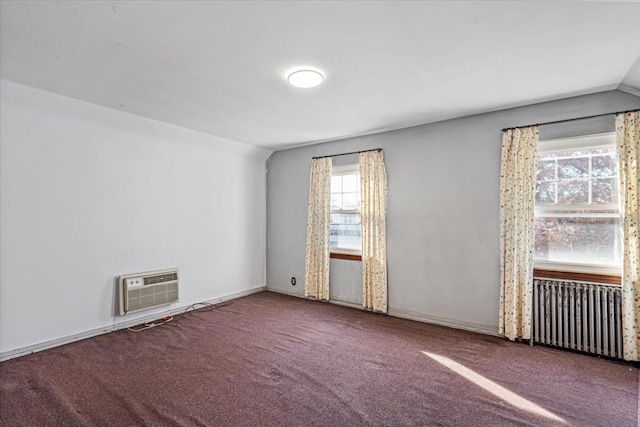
[1,1,640,426]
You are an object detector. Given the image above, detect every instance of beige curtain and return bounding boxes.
[499,126,538,340]
[304,157,332,300]
[616,111,640,361]
[360,150,388,313]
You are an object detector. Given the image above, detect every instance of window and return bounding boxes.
[534,133,622,274]
[330,164,361,255]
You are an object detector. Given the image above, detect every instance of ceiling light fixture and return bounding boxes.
[287,69,324,88]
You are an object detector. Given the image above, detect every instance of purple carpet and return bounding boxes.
[1,291,637,426]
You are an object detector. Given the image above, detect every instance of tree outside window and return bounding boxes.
[330,165,361,254]
[534,135,622,271]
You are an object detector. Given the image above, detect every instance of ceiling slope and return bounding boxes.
[620,54,640,97]
[2,1,640,149]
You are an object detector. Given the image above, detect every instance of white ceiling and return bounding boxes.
[2,1,640,150]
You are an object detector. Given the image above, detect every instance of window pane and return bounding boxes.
[342,192,359,209]
[342,174,357,192]
[557,179,588,204]
[331,194,342,210]
[330,213,361,250]
[331,176,342,193]
[535,140,621,269]
[557,157,588,179]
[534,216,622,266]
[591,155,617,177]
[535,181,556,205]
[536,160,555,181]
[592,178,618,204]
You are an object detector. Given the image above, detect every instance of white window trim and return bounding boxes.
[534,132,622,274]
[330,163,362,255]
[536,132,616,155]
[332,163,360,175]
[535,204,619,213]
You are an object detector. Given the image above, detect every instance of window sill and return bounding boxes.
[330,252,362,261]
[534,261,620,275]
[533,269,621,285]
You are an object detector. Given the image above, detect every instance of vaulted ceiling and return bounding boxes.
[2,1,639,150]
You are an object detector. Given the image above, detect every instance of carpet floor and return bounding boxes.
[1,291,637,426]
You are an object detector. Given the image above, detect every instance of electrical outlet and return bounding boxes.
[291,277,296,286]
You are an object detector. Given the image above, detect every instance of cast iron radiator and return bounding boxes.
[532,278,622,359]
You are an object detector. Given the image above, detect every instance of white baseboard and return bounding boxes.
[266,286,363,310]
[388,307,499,336]
[326,298,363,310]
[266,286,303,298]
[0,285,266,362]
[266,286,498,336]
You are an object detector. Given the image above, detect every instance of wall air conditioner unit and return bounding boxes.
[118,268,179,315]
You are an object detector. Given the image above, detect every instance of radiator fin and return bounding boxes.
[532,279,622,359]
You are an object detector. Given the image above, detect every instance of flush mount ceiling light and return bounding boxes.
[287,69,324,88]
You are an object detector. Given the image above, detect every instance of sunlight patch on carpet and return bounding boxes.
[421,351,566,424]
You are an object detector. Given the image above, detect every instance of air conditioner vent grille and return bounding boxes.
[118,268,179,315]
[144,272,177,285]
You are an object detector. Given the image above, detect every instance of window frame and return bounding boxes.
[534,132,622,277]
[330,163,362,259]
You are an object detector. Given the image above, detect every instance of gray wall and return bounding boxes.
[1,80,271,354]
[266,90,640,334]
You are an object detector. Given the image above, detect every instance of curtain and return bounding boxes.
[499,126,538,340]
[304,157,332,300]
[616,111,640,361]
[360,150,388,313]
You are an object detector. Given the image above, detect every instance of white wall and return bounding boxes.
[0,80,271,354]
[266,90,640,334]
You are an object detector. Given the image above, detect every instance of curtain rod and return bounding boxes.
[312,148,382,160]
[501,108,639,132]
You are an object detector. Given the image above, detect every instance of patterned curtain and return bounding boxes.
[304,157,332,300]
[360,150,388,313]
[499,126,538,340]
[616,111,640,362]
